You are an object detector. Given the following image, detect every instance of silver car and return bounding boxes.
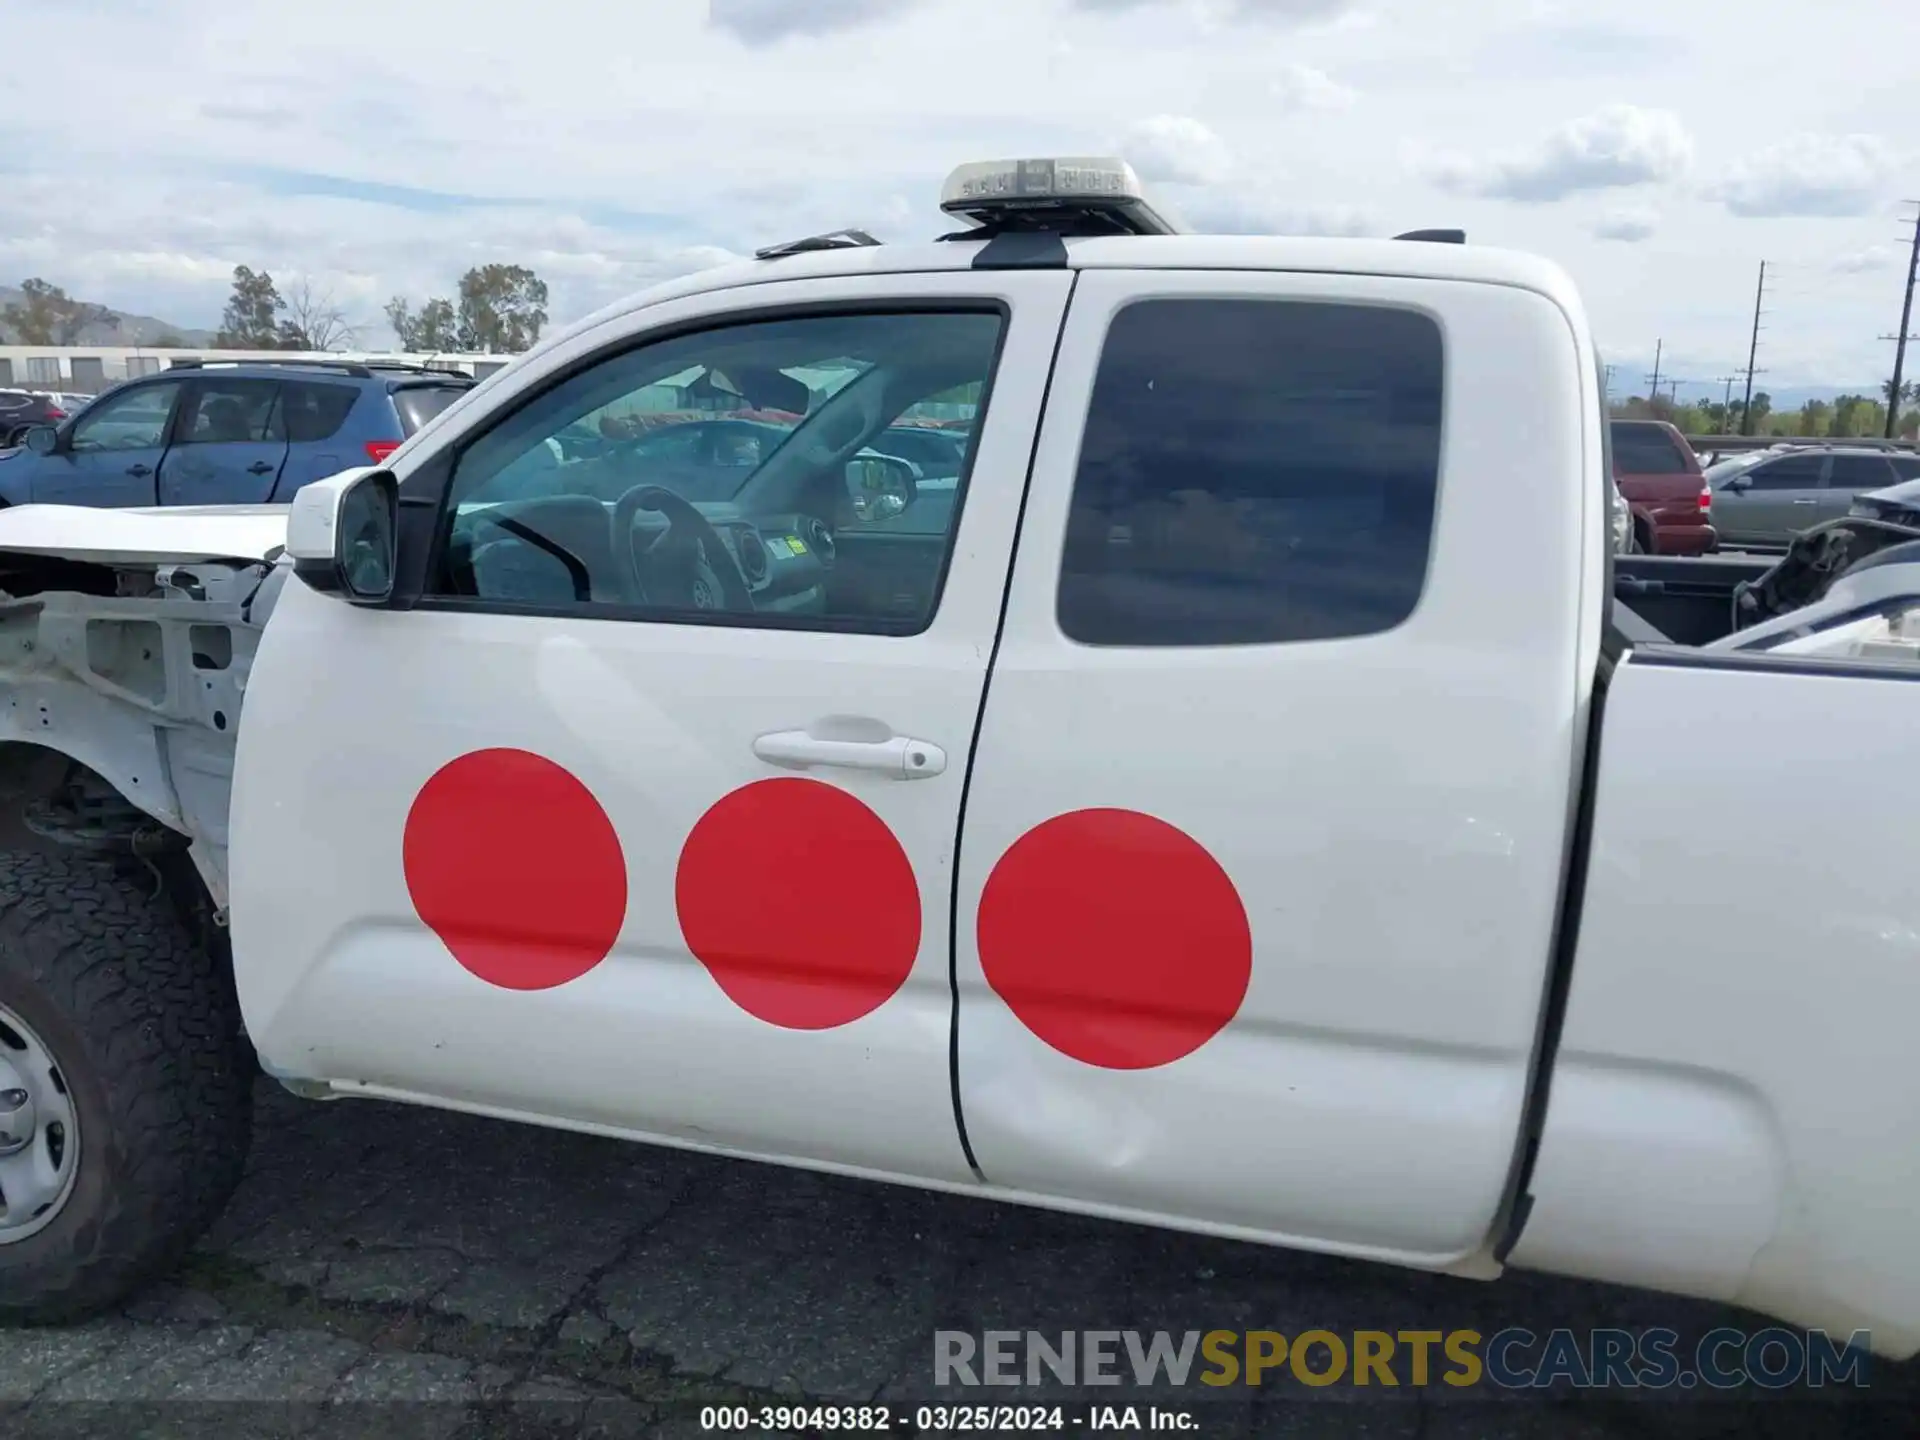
[1707,445,1920,550]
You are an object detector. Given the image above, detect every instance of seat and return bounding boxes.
[198,398,253,443]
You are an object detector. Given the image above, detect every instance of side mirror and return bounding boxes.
[845,453,918,523]
[286,468,399,604]
[22,425,57,456]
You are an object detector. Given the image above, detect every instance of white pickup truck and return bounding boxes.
[2,157,1918,1355]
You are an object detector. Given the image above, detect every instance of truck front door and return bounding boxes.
[228,269,1072,1184]
[952,269,1601,1266]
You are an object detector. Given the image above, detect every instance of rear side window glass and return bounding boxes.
[1057,298,1444,648]
[1892,457,1920,480]
[281,383,360,443]
[1827,455,1896,489]
[1610,423,1692,474]
[392,385,469,436]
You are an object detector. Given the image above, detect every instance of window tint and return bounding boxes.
[281,382,360,442]
[68,381,181,452]
[1057,298,1443,648]
[1610,423,1692,475]
[430,309,1004,634]
[391,384,469,436]
[1890,456,1920,481]
[1826,454,1896,490]
[180,380,281,445]
[1747,455,1825,490]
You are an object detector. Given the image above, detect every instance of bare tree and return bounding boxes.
[278,277,359,352]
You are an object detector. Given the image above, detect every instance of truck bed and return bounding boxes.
[1612,553,1775,646]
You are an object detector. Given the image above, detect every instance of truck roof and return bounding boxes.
[550,233,1591,366]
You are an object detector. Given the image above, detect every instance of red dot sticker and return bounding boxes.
[403,749,628,991]
[976,809,1251,1070]
[675,777,920,1030]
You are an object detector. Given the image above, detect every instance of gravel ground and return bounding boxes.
[1,1077,1913,1439]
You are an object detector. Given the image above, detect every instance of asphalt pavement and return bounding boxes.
[1,1077,1913,1439]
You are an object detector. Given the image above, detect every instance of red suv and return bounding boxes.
[1609,419,1715,553]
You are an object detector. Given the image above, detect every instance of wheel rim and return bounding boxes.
[0,1001,81,1244]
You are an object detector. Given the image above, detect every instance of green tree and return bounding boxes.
[1735,391,1771,434]
[385,296,460,351]
[1794,399,1832,436]
[1829,394,1889,437]
[455,264,549,353]
[1,278,117,344]
[151,332,186,348]
[215,265,289,349]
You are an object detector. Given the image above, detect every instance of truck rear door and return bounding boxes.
[952,264,1601,1265]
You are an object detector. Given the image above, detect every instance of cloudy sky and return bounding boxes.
[4,0,1916,395]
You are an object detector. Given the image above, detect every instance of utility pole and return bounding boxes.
[1645,339,1663,401]
[1884,202,1920,439]
[1715,374,1743,433]
[1740,261,1768,436]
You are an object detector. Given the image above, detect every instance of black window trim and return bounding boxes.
[1053,292,1449,650]
[397,297,1015,638]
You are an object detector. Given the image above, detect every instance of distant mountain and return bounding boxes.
[0,285,215,347]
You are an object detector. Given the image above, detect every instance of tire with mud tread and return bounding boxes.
[0,848,252,1324]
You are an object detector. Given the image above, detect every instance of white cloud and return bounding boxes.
[1832,244,1901,274]
[1269,62,1357,111]
[1070,0,1359,22]
[707,0,926,45]
[1184,194,1373,237]
[1593,208,1659,242]
[0,0,1911,386]
[1426,104,1694,202]
[1709,135,1900,219]
[1121,116,1235,186]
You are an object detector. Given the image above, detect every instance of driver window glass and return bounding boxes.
[428,309,1004,633]
[68,381,181,452]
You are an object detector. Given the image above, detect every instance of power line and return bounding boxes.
[1884,202,1920,439]
[1740,261,1769,436]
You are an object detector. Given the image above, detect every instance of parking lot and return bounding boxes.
[0,1075,1912,1439]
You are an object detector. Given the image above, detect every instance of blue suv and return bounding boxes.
[0,359,476,509]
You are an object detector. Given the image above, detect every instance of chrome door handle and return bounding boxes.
[1791,498,1818,505]
[752,730,947,779]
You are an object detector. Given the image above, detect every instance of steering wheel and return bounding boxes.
[612,484,755,613]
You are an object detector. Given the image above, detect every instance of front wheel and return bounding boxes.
[0,850,253,1324]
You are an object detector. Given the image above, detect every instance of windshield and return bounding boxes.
[392,384,472,436]
[1703,456,1760,483]
[1610,422,1692,475]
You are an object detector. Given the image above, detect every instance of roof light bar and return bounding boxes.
[939,157,1186,237]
